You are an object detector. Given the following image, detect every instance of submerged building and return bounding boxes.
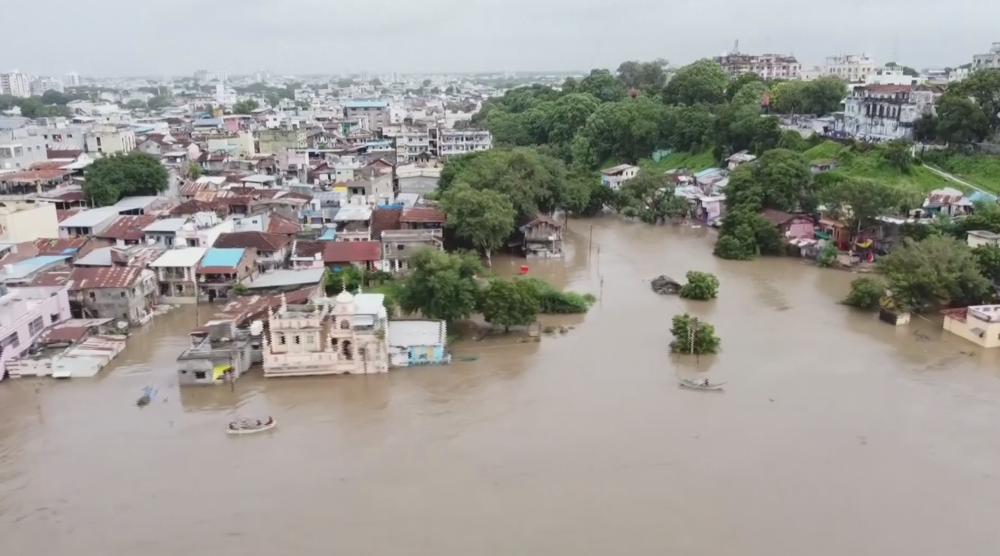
[262,290,389,377]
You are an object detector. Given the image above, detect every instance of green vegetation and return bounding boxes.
[842,277,886,310]
[669,314,721,355]
[679,271,720,300]
[478,278,540,331]
[646,147,717,171]
[876,235,989,313]
[614,168,689,223]
[438,183,516,264]
[804,140,947,193]
[82,152,169,206]
[816,242,839,268]
[516,277,596,314]
[922,151,1000,193]
[233,99,259,114]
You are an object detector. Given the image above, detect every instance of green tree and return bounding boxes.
[820,177,919,234]
[560,172,615,216]
[544,93,601,146]
[561,77,578,93]
[125,99,146,110]
[877,235,990,312]
[679,271,720,300]
[714,209,784,260]
[669,314,721,354]
[187,160,202,179]
[616,58,670,93]
[879,140,913,172]
[726,73,765,102]
[843,277,886,310]
[935,94,991,144]
[233,99,259,114]
[577,69,628,103]
[40,90,70,105]
[478,279,540,331]
[396,250,483,323]
[770,80,809,114]
[662,59,729,106]
[147,96,171,110]
[445,85,455,94]
[616,168,689,224]
[972,244,1000,283]
[439,183,517,265]
[949,69,1000,130]
[422,79,432,87]
[816,242,839,267]
[803,77,848,115]
[82,152,169,206]
[724,149,813,214]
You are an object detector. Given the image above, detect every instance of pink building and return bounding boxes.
[0,284,72,380]
[759,209,815,239]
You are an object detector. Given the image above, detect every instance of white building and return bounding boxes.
[0,73,31,98]
[839,84,939,141]
[30,77,64,96]
[64,72,81,87]
[864,68,924,86]
[823,54,877,83]
[713,52,802,80]
[972,42,1000,71]
[85,124,136,155]
[429,125,492,159]
[600,164,639,189]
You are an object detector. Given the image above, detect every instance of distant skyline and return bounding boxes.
[3,0,1000,76]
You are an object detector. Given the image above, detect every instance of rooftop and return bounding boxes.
[343,100,389,109]
[213,231,291,252]
[323,240,380,263]
[199,248,246,269]
[96,215,158,240]
[242,268,325,290]
[58,207,120,228]
[149,247,207,268]
[142,217,189,233]
[333,205,373,222]
[70,266,143,289]
[400,207,446,224]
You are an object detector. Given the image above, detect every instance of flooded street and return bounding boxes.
[3,218,1000,556]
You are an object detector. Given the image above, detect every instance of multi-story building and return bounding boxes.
[713,52,801,80]
[0,201,58,242]
[0,128,48,170]
[0,283,72,380]
[85,124,136,155]
[383,126,431,163]
[838,84,939,141]
[64,72,81,87]
[343,100,390,131]
[30,123,89,152]
[258,126,306,154]
[823,54,877,83]
[428,124,492,159]
[262,290,389,377]
[972,42,1000,71]
[30,77,64,96]
[70,266,158,324]
[0,72,31,98]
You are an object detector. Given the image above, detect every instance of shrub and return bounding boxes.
[842,277,885,310]
[669,314,720,354]
[679,271,720,300]
[816,242,839,268]
[516,277,596,314]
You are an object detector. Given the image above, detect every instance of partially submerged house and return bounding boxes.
[600,164,639,189]
[177,319,254,386]
[387,319,450,367]
[149,247,207,303]
[759,209,814,239]
[512,214,564,258]
[196,248,258,301]
[69,266,157,324]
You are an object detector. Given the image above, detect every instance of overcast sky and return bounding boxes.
[4,0,1000,77]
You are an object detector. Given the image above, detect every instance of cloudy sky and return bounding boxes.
[4,0,1000,76]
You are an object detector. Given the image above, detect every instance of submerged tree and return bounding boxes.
[669,314,721,355]
[679,271,720,300]
[842,277,886,310]
[478,278,540,331]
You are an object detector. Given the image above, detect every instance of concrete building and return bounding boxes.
[0,201,58,242]
[864,68,924,86]
[380,229,443,273]
[343,100,390,131]
[967,230,1000,249]
[258,127,307,154]
[429,125,492,159]
[386,319,450,367]
[70,266,157,324]
[942,305,1000,348]
[58,208,121,238]
[64,72,81,87]
[839,84,939,141]
[600,164,639,189]
[0,73,30,98]
[177,319,254,386]
[0,283,72,379]
[0,128,48,171]
[713,52,801,80]
[262,290,389,377]
[30,77,64,96]
[32,124,89,152]
[823,54,877,83]
[396,162,441,195]
[972,42,1000,71]
[174,212,234,248]
[85,124,136,155]
[383,126,431,163]
[149,247,207,303]
[195,247,258,301]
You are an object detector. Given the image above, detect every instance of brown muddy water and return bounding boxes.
[3,218,1000,556]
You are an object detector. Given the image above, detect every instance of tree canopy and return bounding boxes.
[396,250,483,323]
[438,148,566,219]
[662,59,729,106]
[82,152,169,206]
[233,99,259,114]
[876,235,989,312]
[478,278,540,331]
[439,183,517,261]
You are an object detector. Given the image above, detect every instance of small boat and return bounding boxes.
[227,417,276,435]
[679,378,726,391]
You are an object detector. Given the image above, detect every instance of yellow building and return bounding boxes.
[0,200,58,242]
[942,305,1000,348]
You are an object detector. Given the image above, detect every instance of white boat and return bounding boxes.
[227,417,276,435]
[678,378,726,391]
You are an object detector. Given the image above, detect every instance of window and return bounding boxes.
[339,319,350,330]
[28,316,44,336]
[278,334,286,345]
[89,291,96,300]
[50,313,60,324]
[194,371,207,379]
[120,291,127,298]
[0,332,19,348]
[13,147,23,156]
[293,335,301,345]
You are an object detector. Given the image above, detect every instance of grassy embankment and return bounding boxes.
[923,152,1000,194]
[803,141,950,193]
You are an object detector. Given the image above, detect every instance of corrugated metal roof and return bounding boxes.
[58,208,120,228]
[243,268,325,289]
[343,100,388,108]
[149,247,207,268]
[70,266,143,289]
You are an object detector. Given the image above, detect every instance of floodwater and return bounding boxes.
[3,218,1000,556]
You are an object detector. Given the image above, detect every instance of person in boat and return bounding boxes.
[703,378,710,386]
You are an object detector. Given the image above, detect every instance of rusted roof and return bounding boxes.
[267,212,302,235]
[0,169,73,183]
[400,207,446,224]
[213,231,291,252]
[323,240,381,263]
[293,240,325,258]
[40,326,89,344]
[70,266,143,289]
[45,190,85,202]
[30,269,72,287]
[519,213,561,228]
[170,199,227,216]
[941,308,968,323]
[56,209,81,222]
[370,208,402,240]
[179,181,211,196]
[46,148,83,159]
[194,286,315,330]
[759,208,799,226]
[95,215,158,240]
[34,237,89,255]
[30,160,71,170]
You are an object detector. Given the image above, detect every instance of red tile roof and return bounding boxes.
[70,266,143,289]
[213,231,291,252]
[193,286,315,330]
[45,190,85,202]
[323,240,381,263]
[293,240,325,258]
[267,212,302,235]
[370,208,402,240]
[400,207,446,224]
[0,169,73,182]
[95,215,158,241]
[759,208,798,226]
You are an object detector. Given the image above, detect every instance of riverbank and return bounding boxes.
[3,218,1000,556]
